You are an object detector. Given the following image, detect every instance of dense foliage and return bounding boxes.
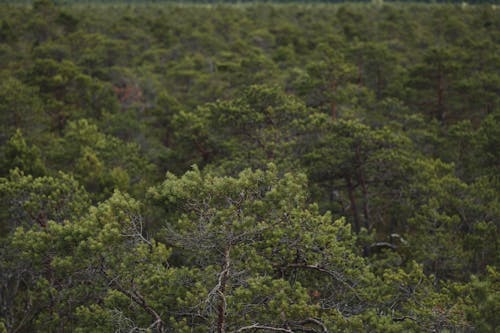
[0,1,499,332]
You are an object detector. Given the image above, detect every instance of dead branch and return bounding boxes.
[284,263,361,301]
[290,318,329,333]
[230,323,295,333]
[99,268,165,333]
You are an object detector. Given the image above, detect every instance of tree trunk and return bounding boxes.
[345,175,360,233]
[217,245,231,333]
[436,67,446,122]
[355,144,371,230]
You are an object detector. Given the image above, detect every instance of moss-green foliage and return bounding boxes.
[0,130,46,177]
[0,168,90,234]
[0,2,498,332]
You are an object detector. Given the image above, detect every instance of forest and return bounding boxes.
[0,0,499,332]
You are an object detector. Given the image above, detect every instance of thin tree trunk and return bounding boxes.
[346,175,360,233]
[437,68,445,122]
[217,245,231,333]
[355,144,371,230]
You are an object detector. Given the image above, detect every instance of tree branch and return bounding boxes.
[369,242,397,251]
[230,323,294,333]
[290,318,329,333]
[284,264,361,301]
[217,245,231,333]
[99,267,165,332]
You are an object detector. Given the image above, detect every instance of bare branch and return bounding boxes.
[120,215,152,246]
[99,268,165,333]
[230,323,295,333]
[217,245,231,333]
[284,263,361,301]
[289,318,329,333]
[392,316,417,322]
[369,242,397,251]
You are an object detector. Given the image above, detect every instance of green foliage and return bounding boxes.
[5,191,176,332]
[0,168,90,235]
[0,130,46,177]
[178,85,311,172]
[0,77,45,143]
[149,166,369,330]
[47,119,156,200]
[148,165,466,331]
[476,110,500,181]
[26,59,118,131]
[0,3,498,332]
[304,117,414,233]
[466,267,500,331]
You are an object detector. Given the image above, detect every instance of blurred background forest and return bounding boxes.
[0,0,499,332]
